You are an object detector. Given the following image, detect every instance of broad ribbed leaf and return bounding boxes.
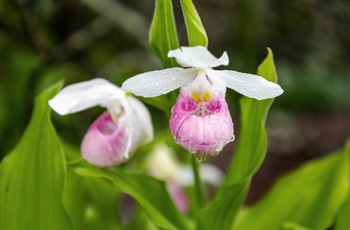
[226,48,276,183]
[197,179,249,230]
[0,82,74,230]
[196,49,277,230]
[180,0,208,47]
[149,0,179,68]
[70,160,191,230]
[62,142,122,230]
[234,145,349,230]
[64,169,122,230]
[334,141,350,230]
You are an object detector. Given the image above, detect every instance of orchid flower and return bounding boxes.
[146,143,224,213]
[122,46,283,158]
[49,78,153,167]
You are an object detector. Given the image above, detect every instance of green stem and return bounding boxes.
[191,155,206,210]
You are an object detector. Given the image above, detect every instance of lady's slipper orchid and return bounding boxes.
[146,143,224,213]
[49,78,153,167]
[122,46,283,158]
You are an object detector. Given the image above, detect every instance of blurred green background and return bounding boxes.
[1,0,349,203]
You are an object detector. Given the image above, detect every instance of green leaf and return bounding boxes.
[180,0,208,47]
[283,222,313,230]
[70,160,192,230]
[63,169,123,230]
[149,0,179,68]
[62,142,123,230]
[196,49,277,230]
[0,82,74,230]
[226,48,276,183]
[234,146,349,230]
[196,179,249,230]
[334,141,350,230]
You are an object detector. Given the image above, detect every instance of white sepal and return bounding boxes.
[208,69,284,100]
[122,68,196,97]
[174,164,224,187]
[118,98,133,159]
[127,96,154,144]
[168,46,229,68]
[49,78,123,115]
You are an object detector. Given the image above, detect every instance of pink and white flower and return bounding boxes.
[122,46,283,157]
[49,78,153,167]
[146,143,224,213]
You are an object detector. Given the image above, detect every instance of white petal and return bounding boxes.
[168,46,229,68]
[174,164,224,187]
[119,98,133,158]
[146,143,181,180]
[49,78,123,115]
[121,68,196,97]
[208,69,284,100]
[127,96,154,143]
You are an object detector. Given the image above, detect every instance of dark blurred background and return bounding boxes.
[0,0,349,204]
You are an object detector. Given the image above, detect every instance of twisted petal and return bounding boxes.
[49,78,123,115]
[122,68,196,97]
[168,46,229,68]
[207,69,284,100]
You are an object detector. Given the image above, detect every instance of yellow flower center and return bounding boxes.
[191,91,211,102]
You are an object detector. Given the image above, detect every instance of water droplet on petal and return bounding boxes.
[230,136,235,142]
[189,148,196,154]
[155,82,159,87]
[196,157,207,163]
[171,77,176,81]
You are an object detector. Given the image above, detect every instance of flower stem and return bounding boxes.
[191,155,206,210]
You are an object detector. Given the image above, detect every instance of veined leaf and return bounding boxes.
[226,48,276,183]
[63,169,123,230]
[234,145,349,230]
[70,160,192,230]
[180,0,208,47]
[62,142,122,230]
[196,49,277,230]
[149,0,179,68]
[334,141,350,230]
[0,82,74,230]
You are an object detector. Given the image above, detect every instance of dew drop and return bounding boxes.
[171,77,176,81]
[230,135,235,142]
[155,82,159,87]
[196,157,207,163]
[189,148,197,154]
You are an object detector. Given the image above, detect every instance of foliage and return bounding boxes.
[0,0,350,230]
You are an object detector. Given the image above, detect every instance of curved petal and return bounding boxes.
[49,78,123,115]
[81,112,131,167]
[168,46,229,68]
[208,69,284,100]
[121,68,196,97]
[117,98,133,158]
[127,96,154,143]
